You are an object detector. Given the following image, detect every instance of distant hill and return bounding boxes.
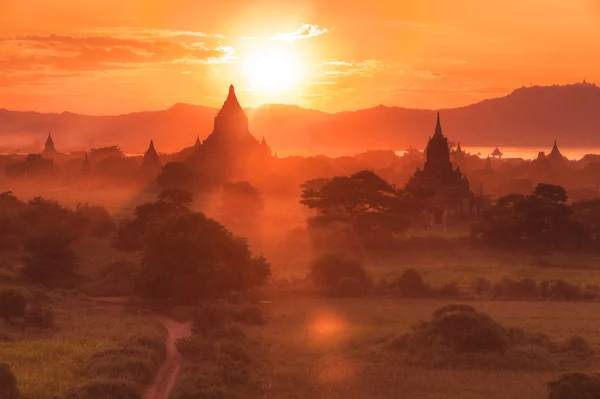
[1,83,600,155]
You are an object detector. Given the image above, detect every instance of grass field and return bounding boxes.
[270,246,600,289]
[0,289,164,399]
[250,297,600,399]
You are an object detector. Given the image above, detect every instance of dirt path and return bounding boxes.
[143,317,192,399]
[92,297,192,399]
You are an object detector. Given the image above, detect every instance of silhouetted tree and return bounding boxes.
[137,212,270,302]
[73,203,115,238]
[4,154,57,179]
[473,184,591,251]
[220,182,265,235]
[534,183,568,203]
[309,253,369,288]
[300,170,410,248]
[96,155,139,182]
[157,162,197,192]
[22,233,78,285]
[114,190,194,251]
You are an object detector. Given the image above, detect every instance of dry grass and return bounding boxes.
[0,289,163,399]
[249,297,600,399]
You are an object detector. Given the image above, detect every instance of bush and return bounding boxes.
[175,335,215,360]
[547,372,600,399]
[57,379,142,399]
[193,304,231,334]
[309,254,369,288]
[0,289,26,321]
[0,363,18,399]
[337,277,366,297]
[540,280,589,300]
[22,234,78,285]
[96,261,138,296]
[493,278,539,298]
[230,303,266,326]
[23,304,54,328]
[391,269,432,298]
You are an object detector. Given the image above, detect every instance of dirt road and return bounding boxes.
[143,317,192,399]
[92,297,192,399]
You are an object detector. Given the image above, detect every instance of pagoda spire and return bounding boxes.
[195,135,201,146]
[44,133,55,152]
[82,152,91,172]
[434,112,443,138]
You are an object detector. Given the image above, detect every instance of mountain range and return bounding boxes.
[1,82,600,156]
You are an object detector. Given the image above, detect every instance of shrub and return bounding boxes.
[565,335,591,353]
[426,305,508,353]
[230,303,266,326]
[217,340,252,365]
[97,261,138,296]
[23,304,54,329]
[22,233,79,285]
[0,363,18,399]
[193,304,231,334]
[0,289,26,321]
[473,278,493,297]
[337,277,366,297]
[391,269,432,298]
[437,282,460,298]
[57,379,142,399]
[540,280,589,300]
[309,253,369,288]
[547,372,600,399]
[83,354,156,385]
[175,336,215,360]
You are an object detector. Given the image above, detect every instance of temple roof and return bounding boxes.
[44,133,56,152]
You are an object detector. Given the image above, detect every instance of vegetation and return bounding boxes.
[22,233,79,285]
[0,289,26,321]
[138,211,270,302]
[0,363,19,399]
[309,253,370,292]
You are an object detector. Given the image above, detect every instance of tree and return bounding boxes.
[73,203,115,238]
[138,212,270,302]
[220,182,265,233]
[0,363,18,399]
[4,154,57,179]
[22,233,79,285]
[0,289,26,321]
[472,184,591,251]
[96,156,139,182]
[309,253,369,288]
[300,170,410,247]
[534,183,568,203]
[114,190,193,251]
[157,162,197,192]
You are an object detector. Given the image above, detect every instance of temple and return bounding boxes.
[547,140,567,163]
[407,113,473,221]
[82,153,91,173]
[41,133,58,157]
[186,85,272,182]
[140,140,161,176]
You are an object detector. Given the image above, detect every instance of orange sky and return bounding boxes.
[1,0,599,114]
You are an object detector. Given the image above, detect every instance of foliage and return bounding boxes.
[96,156,139,181]
[309,253,369,289]
[220,181,265,221]
[472,184,591,250]
[74,203,115,237]
[138,212,270,302]
[4,154,57,179]
[22,233,79,285]
[337,277,366,297]
[157,162,197,192]
[547,372,600,399]
[300,170,411,248]
[0,289,26,321]
[23,304,55,329]
[114,189,193,251]
[391,269,432,298]
[0,363,18,399]
[230,303,266,326]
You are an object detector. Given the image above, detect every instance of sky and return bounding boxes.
[0,0,599,114]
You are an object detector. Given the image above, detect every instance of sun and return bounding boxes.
[243,45,302,94]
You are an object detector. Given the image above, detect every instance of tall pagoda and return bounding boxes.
[406,113,473,220]
[140,140,161,176]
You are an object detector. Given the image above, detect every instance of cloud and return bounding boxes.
[0,29,230,86]
[414,70,448,80]
[321,59,388,78]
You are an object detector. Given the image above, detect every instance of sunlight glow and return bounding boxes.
[242,44,302,94]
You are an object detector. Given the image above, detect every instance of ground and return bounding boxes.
[0,290,164,399]
[250,297,600,399]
